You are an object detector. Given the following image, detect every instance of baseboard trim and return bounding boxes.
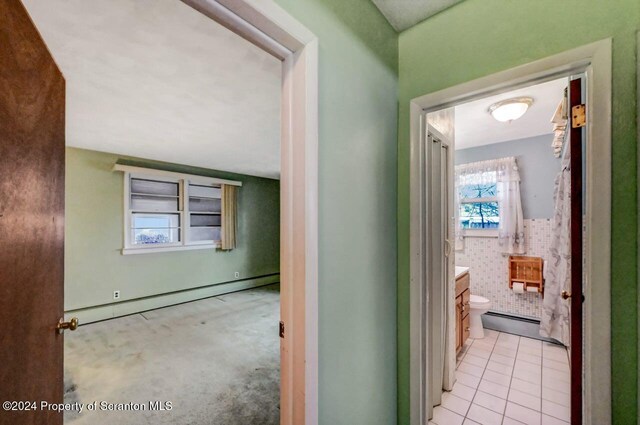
[65,274,280,325]
[482,311,562,345]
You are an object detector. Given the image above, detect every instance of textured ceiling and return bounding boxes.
[454,78,567,150]
[23,0,282,179]
[371,0,464,31]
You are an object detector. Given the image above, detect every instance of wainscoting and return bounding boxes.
[456,219,552,318]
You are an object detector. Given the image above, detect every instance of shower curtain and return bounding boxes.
[540,144,571,345]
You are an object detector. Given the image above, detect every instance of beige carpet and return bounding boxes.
[64,284,280,425]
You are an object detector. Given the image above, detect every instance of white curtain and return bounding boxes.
[496,158,525,254]
[454,157,525,253]
[454,184,465,251]
[540,144,571,345]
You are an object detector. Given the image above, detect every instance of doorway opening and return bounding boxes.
[4,0,318,424]
[434,76,579,424]
[25,1,283,423]
[409,40,612,425]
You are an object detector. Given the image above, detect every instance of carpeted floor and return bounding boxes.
[64,284,280,425]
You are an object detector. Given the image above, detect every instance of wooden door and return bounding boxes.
[568,77,584,425]
[0,1,66,424]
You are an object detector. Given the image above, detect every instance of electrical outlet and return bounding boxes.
[234,272,240,279]
[113,290,121,300]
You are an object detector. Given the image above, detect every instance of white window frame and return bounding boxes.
[458,182,499,237]
[114,164,241,255]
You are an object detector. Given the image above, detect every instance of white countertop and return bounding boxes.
[455,266,469,279]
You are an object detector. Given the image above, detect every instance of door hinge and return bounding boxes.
[571,104,586,128]
[279,321,285,338]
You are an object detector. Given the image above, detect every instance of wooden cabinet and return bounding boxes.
[455,272,470,353]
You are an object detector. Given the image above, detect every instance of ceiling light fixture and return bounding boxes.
[488,97,533,122]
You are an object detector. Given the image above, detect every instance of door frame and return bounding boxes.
[409,39,612,425]
[637,31,640,425]
[181,1,318,424]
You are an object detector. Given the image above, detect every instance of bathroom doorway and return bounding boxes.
[434,75,580,424]
[409,40,612,425]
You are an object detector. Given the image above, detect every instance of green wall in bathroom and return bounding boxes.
[272,0,399,424]
[397,1,640,423]
[65,147,280,312]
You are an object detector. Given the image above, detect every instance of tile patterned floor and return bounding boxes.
[429,330,571,425]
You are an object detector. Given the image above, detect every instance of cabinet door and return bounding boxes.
[455,295,463,352]
[462,314,470,346]
[462,288,470,314]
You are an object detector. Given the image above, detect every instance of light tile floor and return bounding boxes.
[430,329,571,425]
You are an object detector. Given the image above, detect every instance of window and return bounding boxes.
[118,166,241,254]
[130,178,181,246]
[455,157,524,249]
[187,183,222,244]
[458,182,500,229]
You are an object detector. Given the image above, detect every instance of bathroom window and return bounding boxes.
[455,157,524,247]
[458,182,500,229]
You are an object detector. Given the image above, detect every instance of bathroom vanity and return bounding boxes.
[455,266,470,353]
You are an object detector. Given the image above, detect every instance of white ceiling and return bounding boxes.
[23,0,282,179]
[371,0,464,31]
[454,78,567,150]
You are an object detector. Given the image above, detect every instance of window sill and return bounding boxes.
[463,229,498,238]
[122,243,220,255]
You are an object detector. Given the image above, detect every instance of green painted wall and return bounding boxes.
[65,147,280,311]
[397,1,640,424]
[272,1,399,424]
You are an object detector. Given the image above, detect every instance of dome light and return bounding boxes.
[488,97,533,122]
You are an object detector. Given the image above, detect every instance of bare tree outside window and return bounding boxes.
[459,183,499,229]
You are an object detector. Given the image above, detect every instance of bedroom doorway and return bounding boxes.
[0,1,318,424]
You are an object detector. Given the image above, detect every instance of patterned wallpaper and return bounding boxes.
[455,219,553,319]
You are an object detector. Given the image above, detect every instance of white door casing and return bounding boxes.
[409,39,612,425]
[180,1,319,424]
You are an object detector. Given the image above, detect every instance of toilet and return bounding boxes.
[468,295,491,339]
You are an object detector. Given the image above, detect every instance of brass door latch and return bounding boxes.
[57,317,79,334]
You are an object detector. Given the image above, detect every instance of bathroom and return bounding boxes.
[431,77,578,424]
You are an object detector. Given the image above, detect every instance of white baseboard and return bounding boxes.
[65,274,280,325]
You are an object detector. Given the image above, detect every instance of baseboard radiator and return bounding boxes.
[64,273,280,325]
[481,311,561,345]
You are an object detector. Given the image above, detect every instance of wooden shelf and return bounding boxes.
[509,256,544,294]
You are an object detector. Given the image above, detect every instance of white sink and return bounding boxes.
[455,266,469,279]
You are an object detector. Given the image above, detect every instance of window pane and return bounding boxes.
[190,226,221,242]
[133,213,179,229]
[132,213,180,245]
[189,184,221,199]
[131,194,179,211]
[190,214,221,227]
[131,178,178,196]
[460,202,499,229]
[459,183,497,199]
[189,197,221,212]
[133,228,180,245]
